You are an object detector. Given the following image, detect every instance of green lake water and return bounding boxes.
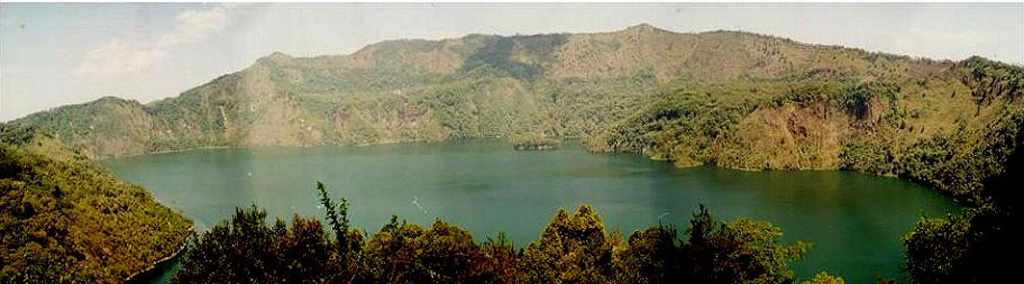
[104,139,960,283]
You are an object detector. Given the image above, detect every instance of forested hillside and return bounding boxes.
[0,125,192,283]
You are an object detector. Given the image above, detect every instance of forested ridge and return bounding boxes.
[0,125,193,283]
[4,24,1024,283]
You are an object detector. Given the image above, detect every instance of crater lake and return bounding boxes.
[104,139,960,283]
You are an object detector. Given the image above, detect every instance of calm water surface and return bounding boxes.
[105,139,960,283]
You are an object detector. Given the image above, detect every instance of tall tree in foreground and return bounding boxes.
[316,181,354,251]
[521,204,616,283]
[315,181,364,281]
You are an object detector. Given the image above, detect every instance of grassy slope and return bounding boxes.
[0,125,193,283]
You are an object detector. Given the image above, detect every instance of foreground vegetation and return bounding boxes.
[0,125,193,283]
[174,182,828,284]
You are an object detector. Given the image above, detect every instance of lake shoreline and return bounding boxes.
[125,226,193,283]
[97,137,968,208]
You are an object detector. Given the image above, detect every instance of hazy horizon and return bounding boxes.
[3,2,1022,122]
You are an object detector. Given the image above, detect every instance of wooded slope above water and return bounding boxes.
[0,125,193,283]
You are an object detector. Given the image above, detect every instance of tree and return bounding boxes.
[613,225,682,283]
[316,181,353,251]
[903,210,1020,284]
[521,204,615,283]
[682,204,810,284]
[172,206,347,283]
[361,216,501,283]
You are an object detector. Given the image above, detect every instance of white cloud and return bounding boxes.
[74,4,238,78]
[157,5,228,47]
[74,39,167,77]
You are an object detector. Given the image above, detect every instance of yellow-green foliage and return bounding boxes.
[0,125,192,283]
[521,205,615,283]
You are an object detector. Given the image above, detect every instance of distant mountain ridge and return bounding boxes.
[9,24,954,156]
[8,24,1024,206]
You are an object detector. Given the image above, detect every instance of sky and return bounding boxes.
[2,2,1022,122]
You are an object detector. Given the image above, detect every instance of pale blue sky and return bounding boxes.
[2,2,1022,121]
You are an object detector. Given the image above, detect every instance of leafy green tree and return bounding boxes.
[172,206,346,283]
[903,209,1020,284]
[315,180,363,281]
[682,204,811,284]
[316,181,351,248]
[521,204,616,283]
[361,216,501,283]
[360,216,424,283]
[902,213,973,284]
[612,225,683,283]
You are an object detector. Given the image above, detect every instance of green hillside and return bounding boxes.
[0,125,192,283]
